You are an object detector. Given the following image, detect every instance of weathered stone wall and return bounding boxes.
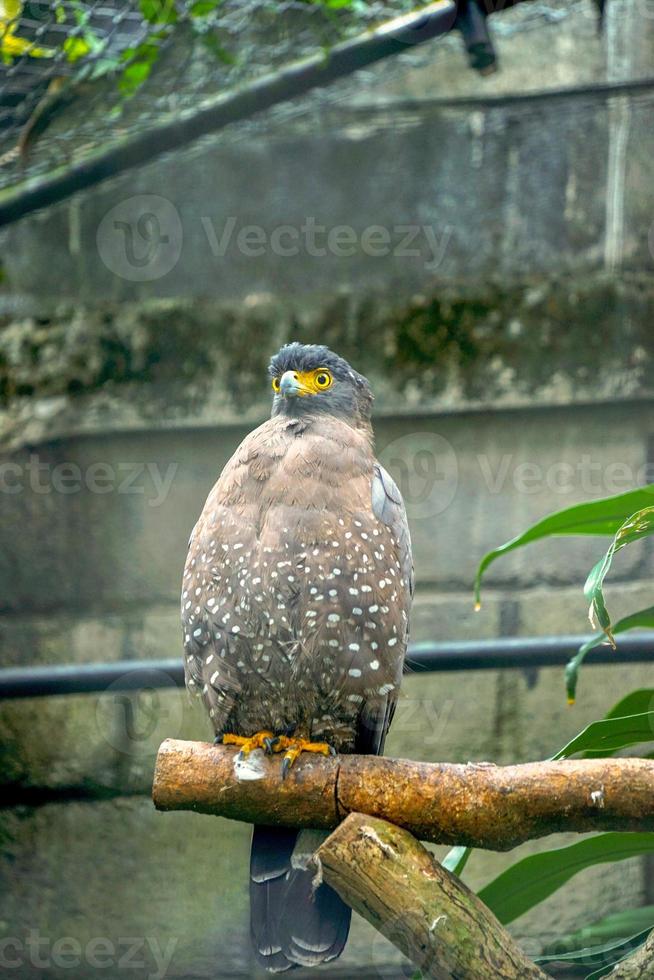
[1,2,654,976]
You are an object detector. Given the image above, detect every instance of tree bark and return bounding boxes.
[315,812,548,979]
[153,739,654,849]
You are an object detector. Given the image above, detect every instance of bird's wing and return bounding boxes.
[372,461,414,601]
[354,462,414,757]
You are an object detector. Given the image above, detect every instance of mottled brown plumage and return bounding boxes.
[182,343,413,972]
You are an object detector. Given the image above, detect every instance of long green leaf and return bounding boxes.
[603,690,654,721]
[477,833,654,925]
[551,712,654,760]
[474,485,654,606]
[583,508,654,646]
[535,925,654,968]
[566,613,654,703]
[583,928,653,980]
[540,906,654,956]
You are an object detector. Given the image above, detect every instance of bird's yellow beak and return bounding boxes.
[279,371,315,397]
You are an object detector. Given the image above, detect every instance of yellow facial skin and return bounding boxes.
[272,368,333,396]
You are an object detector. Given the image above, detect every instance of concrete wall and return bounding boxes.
[1,2,654,977]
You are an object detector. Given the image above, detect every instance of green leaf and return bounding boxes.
[198,32,235,64]
[541,906,654,956]
[583,928,653,980]
[583,508,654,646]
[62,36,94,62]
[441,845,472,876]
[535,925,653,968]
[566,611,654,703]
[188,0,222,14]
[119,61,153,95]
[477,834,654,925]
[603,689,654,720]
[118,38,164,96]
[551,711,654,760]
[140,0,178,25]
[474,485,654,607]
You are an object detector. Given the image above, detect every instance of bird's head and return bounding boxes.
[269,343,373,427]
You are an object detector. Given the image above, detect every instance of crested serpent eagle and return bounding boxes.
[182,342,414,972]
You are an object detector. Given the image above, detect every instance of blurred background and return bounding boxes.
[0,0,653,976]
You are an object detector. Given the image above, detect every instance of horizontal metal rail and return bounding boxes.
[1,633,653,699]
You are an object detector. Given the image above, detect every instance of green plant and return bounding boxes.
[440,692,654,977]
[475,484,654,702]
[4,0,368,99]
[446,485,654,976]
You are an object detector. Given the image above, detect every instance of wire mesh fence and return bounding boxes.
[0,1,419,194]
[0,2,147,152]
[0,0,643,223]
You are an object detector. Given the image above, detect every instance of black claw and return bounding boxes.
[214,734,223,745]
[263,736,279,755]
[281,757,291,780]
[283,723,297,737]
[328,745,337,757]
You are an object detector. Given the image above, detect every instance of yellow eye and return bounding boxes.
[314,369,332,390]
[272,377,281,393]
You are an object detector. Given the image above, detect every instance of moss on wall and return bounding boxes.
[0,271,652,449]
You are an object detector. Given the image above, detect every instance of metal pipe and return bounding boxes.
[1,633,653,700]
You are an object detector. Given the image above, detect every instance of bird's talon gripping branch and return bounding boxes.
[272,736,337,778]
[222,731,276,757]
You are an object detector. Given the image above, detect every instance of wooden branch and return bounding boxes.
[153,739,654,849]
[607,930,654,978]
[315,812,548,979]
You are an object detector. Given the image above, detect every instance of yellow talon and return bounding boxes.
[221,731,276,756]
[220,731,336,776]
[272,736,336,779]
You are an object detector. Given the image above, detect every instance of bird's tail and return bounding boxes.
[249,825,351,973]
